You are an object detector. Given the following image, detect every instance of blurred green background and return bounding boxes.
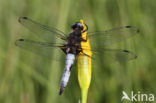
[0,0,156,103]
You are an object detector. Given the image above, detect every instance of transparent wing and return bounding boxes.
[91,48,137,61]
[88,26,139,46]
[82,47,137,62]
[18,17,67,43]
[15,38,66,61]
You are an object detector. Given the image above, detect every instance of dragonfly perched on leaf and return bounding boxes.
[15,17,139,103]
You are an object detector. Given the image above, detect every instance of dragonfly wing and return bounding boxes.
[15,39,66,61]
[82,45,137,62]
[88,26,139,46]
[91,48,137,62]
[18,17,67,43]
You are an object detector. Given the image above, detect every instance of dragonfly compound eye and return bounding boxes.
[72,22,84,30]
[85,23,88,31]
[71,23,77,29]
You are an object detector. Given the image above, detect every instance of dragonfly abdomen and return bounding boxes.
[59,53,75,95]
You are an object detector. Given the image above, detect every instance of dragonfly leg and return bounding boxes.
[81,36,88,42]
[81,52,91,58]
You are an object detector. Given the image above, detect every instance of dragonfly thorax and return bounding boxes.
[62,21,89,55]
[61,30,83,55]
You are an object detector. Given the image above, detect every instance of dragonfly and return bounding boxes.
[15,17,139,103]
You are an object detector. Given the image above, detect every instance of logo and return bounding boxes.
[121,91,154,102]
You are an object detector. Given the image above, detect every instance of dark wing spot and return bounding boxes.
[23,17,28,19]
[123,50,138,59]
[125,26,132,28]
[125,25,140,33]
[15,39,24,46]
[123,50,129,53]
[19,39,24,41]
[18,17,28,22]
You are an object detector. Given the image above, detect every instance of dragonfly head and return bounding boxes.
[71,22,84,30]
[71,22,88,31]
